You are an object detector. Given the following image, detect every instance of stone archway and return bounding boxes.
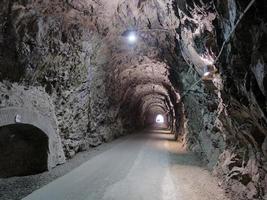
[0,107,65,177]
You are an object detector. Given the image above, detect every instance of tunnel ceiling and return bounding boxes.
[38,0,182,127]
[102,0,181,127]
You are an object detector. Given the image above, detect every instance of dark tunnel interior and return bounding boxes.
[0,124,48,178]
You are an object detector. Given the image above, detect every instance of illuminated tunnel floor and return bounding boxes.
[23,130,229,200]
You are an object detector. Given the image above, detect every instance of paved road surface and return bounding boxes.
[23,129,229,200]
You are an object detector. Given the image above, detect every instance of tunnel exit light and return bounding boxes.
[156,114,164,124]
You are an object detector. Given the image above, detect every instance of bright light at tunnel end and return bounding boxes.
[127,32,137,44]
[155,114,164,124]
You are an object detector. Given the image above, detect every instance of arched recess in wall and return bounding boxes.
[0,107,66,178]
[0,124,48,178]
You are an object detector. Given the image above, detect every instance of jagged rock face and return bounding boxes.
[214,1,267,198]
[173,0,267,199]
[0,0,266,199]
[0,0,102,157]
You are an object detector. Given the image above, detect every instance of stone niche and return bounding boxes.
[0,124,49,178]
[0,107,66,178]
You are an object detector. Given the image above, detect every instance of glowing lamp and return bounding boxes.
[203,65,214,77]
[127,32,137,44]
[203,71,211,77]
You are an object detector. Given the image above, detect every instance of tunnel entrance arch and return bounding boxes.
[0,124,49,177]
[0,107,65,177]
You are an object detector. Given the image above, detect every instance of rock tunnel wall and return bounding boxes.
[172,0,267,199]
[0,0,125,158]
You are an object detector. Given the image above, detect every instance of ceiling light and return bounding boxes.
[127,32,137,44]
[203,65,212,77]
[203,71,211,77]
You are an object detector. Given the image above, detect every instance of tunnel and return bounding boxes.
[0,0,266,200]
[0,124,48,178]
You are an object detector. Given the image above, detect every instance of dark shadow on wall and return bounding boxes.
[0,124,49,178]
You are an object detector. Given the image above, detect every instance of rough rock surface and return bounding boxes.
[172,0,267,199]
[0,0,125,158]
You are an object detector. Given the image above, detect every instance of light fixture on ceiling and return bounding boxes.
[121,30,138,44]
[180,64,217,99]
[203,65,210,77]
[126,31,137,44]
[203,65,216,78]
[203,71,211,77]
[121,28,173,44]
